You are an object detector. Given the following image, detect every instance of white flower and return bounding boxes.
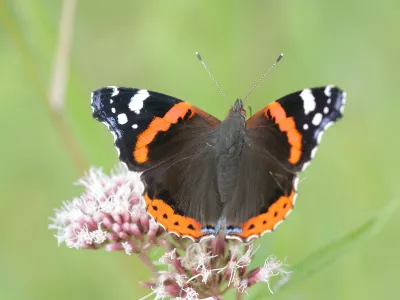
[49,164,163,252]
[255,256,291,293]
[223,243,259,287]
[121,241,133,255]
[159,248,177,264]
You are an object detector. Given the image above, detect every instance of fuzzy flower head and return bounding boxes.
[50,164,291,298]
[49,164,164,253]
[139,237,290,299]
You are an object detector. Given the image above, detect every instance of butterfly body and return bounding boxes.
[92,86,345,242]
[215,100,246,207]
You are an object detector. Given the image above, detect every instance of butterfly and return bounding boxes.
[91,85,345,242]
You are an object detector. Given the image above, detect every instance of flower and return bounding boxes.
[50,164,291,298]
[247,256,292,293]
[49,164,165,253]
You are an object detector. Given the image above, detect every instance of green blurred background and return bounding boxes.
[1,0,399,299]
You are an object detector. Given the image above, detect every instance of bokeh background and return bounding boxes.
[1,0,399,299]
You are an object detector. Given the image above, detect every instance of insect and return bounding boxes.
[91,54,345,242]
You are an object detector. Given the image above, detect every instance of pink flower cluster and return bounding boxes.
[49,164,291,299]
[49,165,165,253]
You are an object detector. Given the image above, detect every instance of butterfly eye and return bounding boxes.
[240,108,246,118]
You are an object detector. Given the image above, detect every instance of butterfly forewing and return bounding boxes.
[91,87,222,241]
[246,86,345,172]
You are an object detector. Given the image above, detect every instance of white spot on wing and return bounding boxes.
[199,235,215,242]
[301,161,311,171]
[132,124,138,129]
[312,113,323,125]
[303,123,309,130]
[226,235,243,242]
[293,177,299,191]
[129,90,150,114]
[246,235,260,242]
[324,85,333,97]
[260,230,272,237]
[317,130,324,144]
[325,121,333,130]
[111,131,117,142]
[285,208,293,217]
[311,147,318,158]
[323,107,329,114]
[300,89,316,115]
[292,193,298,205]
[342,91,347,104]
[108,86,119,97]
[111,107,116,113]
[101,121,110,130]
[110,99,113,104]
[90,92,94,113]
[117,113,128,125]
[273,220,283,230]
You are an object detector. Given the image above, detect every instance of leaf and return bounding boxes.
[249,199,399,299]
[286,198,399,288]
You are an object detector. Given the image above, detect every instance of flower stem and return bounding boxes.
[49,0,77,111]
[138,252,158,275]
[0,3,87,175]
[236,290,243,300]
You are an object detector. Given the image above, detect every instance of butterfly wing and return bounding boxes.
[223,144,297,241]
[246,86,345,171]
[226,86,345,241]
[91,87,222,241]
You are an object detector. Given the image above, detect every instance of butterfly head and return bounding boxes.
[229,99,246,119]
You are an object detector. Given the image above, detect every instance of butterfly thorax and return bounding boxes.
[216,99,246,203]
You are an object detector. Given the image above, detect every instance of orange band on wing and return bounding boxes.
[233,190,296,240]
[265,102,302,164]
[144,193,206,240]
[134,102,194,163]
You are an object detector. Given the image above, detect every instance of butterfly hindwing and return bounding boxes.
[91,87,222,240]
[223,143,298,241]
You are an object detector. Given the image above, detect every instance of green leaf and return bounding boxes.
[286,199,399,289]
[250,198,399,299]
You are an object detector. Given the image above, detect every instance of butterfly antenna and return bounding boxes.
[196,52,230,106]
[243,53,283,102]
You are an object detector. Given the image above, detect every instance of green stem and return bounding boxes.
[0,2,87,175]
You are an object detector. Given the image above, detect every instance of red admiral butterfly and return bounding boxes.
[91,84,345,242]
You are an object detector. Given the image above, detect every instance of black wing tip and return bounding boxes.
[312,85,346,119]
[91,89,105,120]
[90,87,120,121]
[327,85,346,118]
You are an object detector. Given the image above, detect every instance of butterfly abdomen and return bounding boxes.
[216,112,246,204]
